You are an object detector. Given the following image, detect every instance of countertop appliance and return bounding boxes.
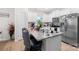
[61,13,79,47]
[51,17,60,27]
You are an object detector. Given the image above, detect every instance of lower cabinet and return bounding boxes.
[42,35,61,51]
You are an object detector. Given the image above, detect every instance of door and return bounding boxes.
[0,17,10,41]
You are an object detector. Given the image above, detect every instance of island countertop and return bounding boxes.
[29,30,63,41]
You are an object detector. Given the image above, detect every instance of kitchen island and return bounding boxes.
[29,29,63,51]
[42,33,62,51]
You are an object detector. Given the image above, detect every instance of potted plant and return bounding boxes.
[37,20,43,31]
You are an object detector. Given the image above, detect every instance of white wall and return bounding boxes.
[0,8,28,41]
[0,8,15,41]
[48,8,79,20]
[15,8,28,41]
[28,8,79,23]
[0,8,15,24]
[28,11,50,22]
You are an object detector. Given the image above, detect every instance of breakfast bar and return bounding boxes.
[30,30,63,51]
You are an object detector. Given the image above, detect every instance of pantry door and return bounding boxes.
[0,17,10,41]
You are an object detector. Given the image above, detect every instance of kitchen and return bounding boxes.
[0,8,79,51]
[16,8,79,51]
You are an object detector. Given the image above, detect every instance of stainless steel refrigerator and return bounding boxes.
[60,13,79,47]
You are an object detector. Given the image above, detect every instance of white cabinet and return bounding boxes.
[42,35,61,51]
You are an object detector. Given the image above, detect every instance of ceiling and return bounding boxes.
[28,8,65,14]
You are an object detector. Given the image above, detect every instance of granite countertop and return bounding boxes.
[30,31,63,41]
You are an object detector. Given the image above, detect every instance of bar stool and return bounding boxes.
[22,28,30,51]
[30,34,42,51]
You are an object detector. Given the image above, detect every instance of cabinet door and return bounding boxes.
[42,36,61,51]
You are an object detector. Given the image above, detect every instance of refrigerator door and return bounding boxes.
[62,14,78,47]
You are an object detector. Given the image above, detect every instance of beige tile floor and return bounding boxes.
[0,39,79,51]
